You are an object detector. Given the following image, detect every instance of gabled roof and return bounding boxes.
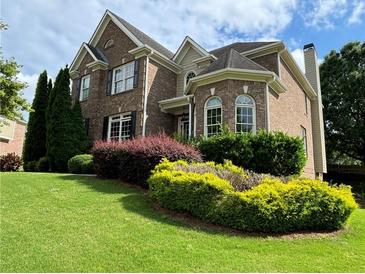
[108,10,174,59]
[210,41,278,58]
[173,36,211,63]
[85,44,108,63]
[199,48,267,75]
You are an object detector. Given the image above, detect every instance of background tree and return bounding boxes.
[71,100,90,153]
[23,71,49,164]
[0,21,31,126]
[47,67,88,171]
[320,41,365,165]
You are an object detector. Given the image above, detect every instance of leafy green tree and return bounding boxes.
[0,21,31,125]
[23,71,49,164]
[47,67,88,171]
[320,41,365,165]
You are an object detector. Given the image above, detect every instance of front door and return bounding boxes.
[178,116,189,139]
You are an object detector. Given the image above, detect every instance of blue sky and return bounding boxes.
[1,0,364,120]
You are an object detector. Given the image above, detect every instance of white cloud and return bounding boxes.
[18,72,39,121]
[348,1,365,24]
[291,48,305,72]
[2,0,297,78]
[302,0,348,29]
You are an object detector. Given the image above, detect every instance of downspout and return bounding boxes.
[265,78,274,131]
[188,98,192,139]
[142,53,152,137]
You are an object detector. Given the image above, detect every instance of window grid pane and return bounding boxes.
[236,106,254,133]
[113,62,135,94]
[206,107,222,137]
[108,114,132,141]
[109,121,120,141]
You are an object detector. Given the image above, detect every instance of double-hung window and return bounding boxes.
[205,97,222,137]
[301,126,308,157]
[108,113,132,141]
[235,95,256,133]
[80,75,90,101]
[112,62,134,94]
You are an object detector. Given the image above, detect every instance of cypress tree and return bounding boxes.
[23,71,49,164]
[47,67,88,172]
[71,100,90,153]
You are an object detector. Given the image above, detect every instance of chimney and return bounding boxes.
[303,43,327,177]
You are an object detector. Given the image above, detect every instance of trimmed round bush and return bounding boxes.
[92,135,202,187]
[0,153,21,171]
[68,154,95,174]
[148,160,358,233]
[37,157,49,172]
[23,160,38,172]
[198,130,306,176]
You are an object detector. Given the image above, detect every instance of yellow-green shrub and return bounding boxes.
[148,160,358,233]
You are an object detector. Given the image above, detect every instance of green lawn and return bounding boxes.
[1,172,365,272]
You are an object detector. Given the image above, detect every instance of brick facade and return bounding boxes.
[194,80,266,136]
[0,121,27,156]
[269,59,315,178]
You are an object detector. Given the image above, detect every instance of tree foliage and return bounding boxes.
[320,41,365,165]
[0,21,31,125]
[47,67,88,172]
[23,71,49,163]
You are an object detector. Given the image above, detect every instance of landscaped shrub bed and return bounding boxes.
[92,135,202,187]
[68,154,95,174]
[0,153,22,172]
[197,130,306,176]
[148,160,358,233]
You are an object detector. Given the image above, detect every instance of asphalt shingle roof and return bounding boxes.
[86,44,109,63]
[110,11,174,59]
[210,41,278,58]
[199,48,268,75]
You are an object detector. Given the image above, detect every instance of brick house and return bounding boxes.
[69,10,326,178]
[0,117,27,157]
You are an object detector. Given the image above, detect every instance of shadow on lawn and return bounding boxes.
[57,174,345,239]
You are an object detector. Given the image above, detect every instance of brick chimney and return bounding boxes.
[303,43,327,177]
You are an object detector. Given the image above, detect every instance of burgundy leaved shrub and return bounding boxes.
[92,135,202,187]
[0,153,22,172]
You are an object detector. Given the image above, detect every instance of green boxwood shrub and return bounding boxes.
[197,130,306,176]
[67,154,95,174]
[37,157,49,172]
[23,160,38,172]
[148,160,358,233]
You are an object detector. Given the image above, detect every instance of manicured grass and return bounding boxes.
[1,172,364,272]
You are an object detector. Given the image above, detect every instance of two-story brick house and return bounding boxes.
[69,10,326,178]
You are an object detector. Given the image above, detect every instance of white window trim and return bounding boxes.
[183,70,196,92]
[204,96,222,137]
[79,74,90,101]
[107,112,132,141]
[111,61,135,95]
[235,95,256,134]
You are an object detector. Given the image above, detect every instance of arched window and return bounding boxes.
[104,39,114,49]
[185,71,196,85]
[235,95,256,133]
[205,97,222,137]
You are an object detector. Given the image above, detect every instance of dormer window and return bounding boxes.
[104,39,114,49]
[185,71,196,85]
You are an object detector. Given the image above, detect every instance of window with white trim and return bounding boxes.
[235,95,256,133]
[301,126,308,157]
[185,71,196,85]
[205,97,222,137]
[112,62,135,94]
[80,75,90,101]
[108,113,132,141]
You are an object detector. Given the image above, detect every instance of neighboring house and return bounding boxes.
[69,10,326,178]
[0,117,27,156]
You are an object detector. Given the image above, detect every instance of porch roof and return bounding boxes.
[158,95,193,114]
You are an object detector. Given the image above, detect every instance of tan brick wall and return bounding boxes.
[0,121,26,156]
[194,80,266,136]
[269,59,315,178]
[71,20,145,141]
[251,53,279,75]
[145,60,177,135]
